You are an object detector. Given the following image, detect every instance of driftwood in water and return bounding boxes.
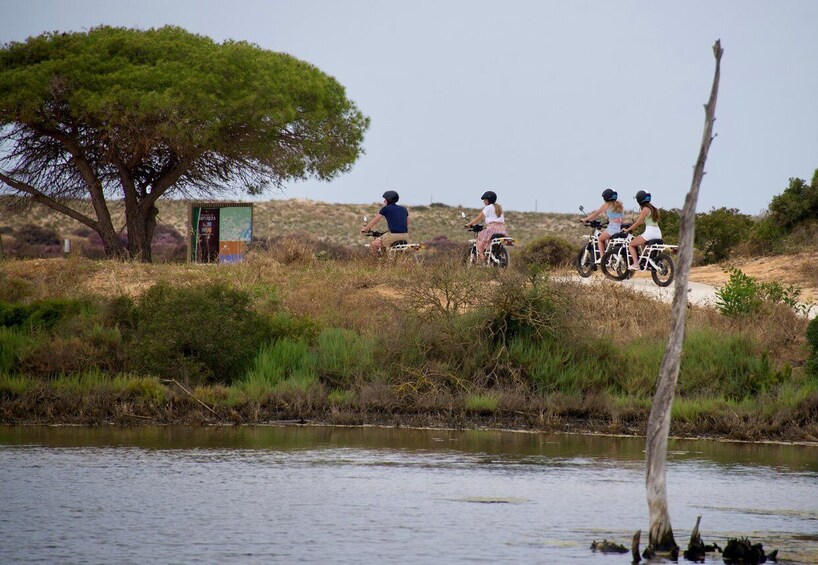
[645,39,723,556]
[723,538,778,564]
[590,539,628,554]
[683,515,722,562]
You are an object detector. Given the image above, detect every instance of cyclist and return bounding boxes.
[580,188,624,263]
[361,190,409,255]
[624,190,662,271]
[465,190,507,263]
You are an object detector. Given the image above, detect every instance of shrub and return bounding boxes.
[767,171,818,232]
[716,268,810,317]
[0,327,29,374]
[695,207,754,264]
[102,296,138,337]
[127,282,272,385]
[807,317,818,353]
[16,224,60,246]
[242,338,318,389]
[0,298,86,331]
[748,216,785,255]
[251,232,357,263]
[679,331,786,399]
[519,235,575,268]
[315,327,375,387]
[806,318,818,381]
[0,273,34,303]
[658,208,681,244]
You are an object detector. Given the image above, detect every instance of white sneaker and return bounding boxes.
[628,264,639,271]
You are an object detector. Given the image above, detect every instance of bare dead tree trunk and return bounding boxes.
[645,40,723,554]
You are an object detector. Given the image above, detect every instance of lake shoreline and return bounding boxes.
[4,397,817,445]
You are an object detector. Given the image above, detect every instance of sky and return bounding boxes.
[3,0,818,215]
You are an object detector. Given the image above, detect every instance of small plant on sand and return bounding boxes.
[716,268,810,317]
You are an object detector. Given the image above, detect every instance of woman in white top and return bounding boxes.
[623,190,662,271]
[466,190,507,262]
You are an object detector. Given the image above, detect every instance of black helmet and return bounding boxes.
[635,190,652,205]
[480,190,497,204]
[382,190,399,204]
[601,188,618,202]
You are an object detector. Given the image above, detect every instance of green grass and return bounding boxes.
[0,326,29,373]
[464,393,499,413]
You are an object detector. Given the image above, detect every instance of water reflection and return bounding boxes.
[1,425,816,563]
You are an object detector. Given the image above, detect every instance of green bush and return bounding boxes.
[242,338,318,389]
[767,171,818,232]
[0,326,29,374]
[716,269,763,317]
[695,207,753,264]
[806,318,818,381]
[679,330,785,399]
[519,236,575,268]
[807,318,818,353]
[315,327,375,386]
[748,216,785,255]
[716,268,810,317]
[127,282,272,385]
[658,208,681,245]
[0,273,34,303]
[0,298,86,331]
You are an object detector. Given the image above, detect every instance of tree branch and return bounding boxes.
[0,171,100,230]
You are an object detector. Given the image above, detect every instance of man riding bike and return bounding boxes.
[361,190,409,255]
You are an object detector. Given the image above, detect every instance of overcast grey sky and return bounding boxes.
[4,0,818,214]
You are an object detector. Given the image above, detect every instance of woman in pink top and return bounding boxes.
[465,190,507,263]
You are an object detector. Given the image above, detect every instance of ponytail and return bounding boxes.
[494,203,503,217]
[644,203,660,222]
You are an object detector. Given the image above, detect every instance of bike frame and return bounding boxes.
[363,231,422,261]
[580,223,605,264]
[606,234,677,272]
[468,236,515,263]
[465,224,515,267]
[578,220,624,274]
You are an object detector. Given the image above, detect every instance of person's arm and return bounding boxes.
[467,211,485,227]
[581,204,606,223]
[361,214,384,232]
[625,208,649,233]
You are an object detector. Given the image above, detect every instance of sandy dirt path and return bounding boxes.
[562,272,816,319]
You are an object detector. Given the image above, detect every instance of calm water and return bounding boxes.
[1,425,816,564]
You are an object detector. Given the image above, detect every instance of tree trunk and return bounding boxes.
[645,40,723,554]
[125,203,158,263]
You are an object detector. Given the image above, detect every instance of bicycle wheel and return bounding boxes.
[576,244,595,277]
[650,252,674,287]
[491,245,509,268]
[601,246,629,281]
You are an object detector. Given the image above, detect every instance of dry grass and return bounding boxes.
[0,196,587,249]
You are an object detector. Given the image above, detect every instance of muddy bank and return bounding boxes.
[3,389,817,443]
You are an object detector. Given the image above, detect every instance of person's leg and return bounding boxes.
[629,236,645,268]
[476,232,488,259]
[370,237,383,256]
[597,232,610,261]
